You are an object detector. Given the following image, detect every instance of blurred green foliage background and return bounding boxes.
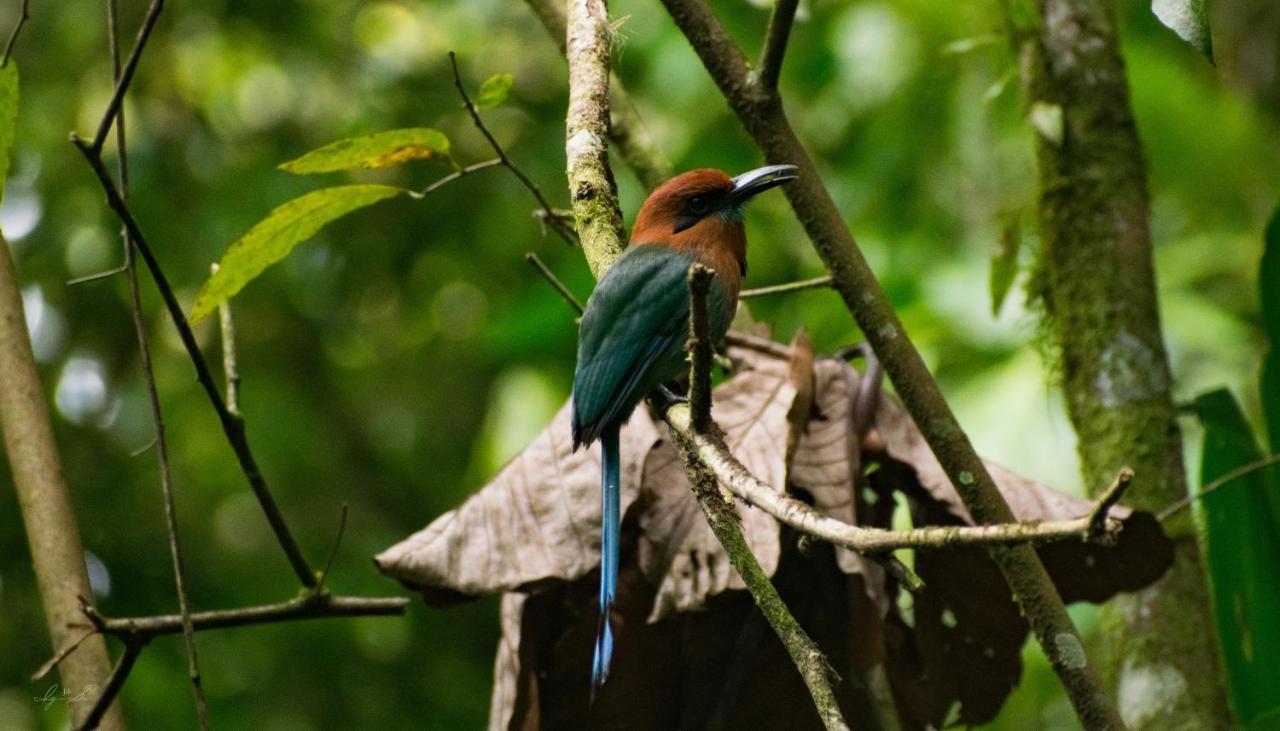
[0,0,1276,727]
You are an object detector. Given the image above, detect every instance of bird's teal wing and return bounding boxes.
[572,245,700,447]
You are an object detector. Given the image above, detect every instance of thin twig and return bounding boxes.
[724,331,793,360]
[316,503,349,592]
[105,0,207,722]
[71,134,317,589]
[214,263,240,416]
[1157,453,1280,522]
[1087,468,1133,541]
[525,252,585,314]
[0,0,30,67]
[447,52,577,245]
[31,629,98,682]
[758,0,799,89]
[406,157,503,199]
[89,0,164,153]
[67,266,128,286]
[77,640,145,731]
[84,594,410,639]
[682,267,849,731]
[740,275,832,298]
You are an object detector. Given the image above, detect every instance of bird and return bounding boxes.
[571,164,798,698]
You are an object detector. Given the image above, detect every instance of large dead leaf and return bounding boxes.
[378,341,1175,730]
[374,403,660,601]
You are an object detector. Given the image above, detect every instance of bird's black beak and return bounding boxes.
[726,164,798,205]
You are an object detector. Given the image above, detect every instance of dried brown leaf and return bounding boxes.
[374,403,660,600]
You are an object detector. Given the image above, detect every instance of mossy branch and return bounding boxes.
[654,0,1124,726]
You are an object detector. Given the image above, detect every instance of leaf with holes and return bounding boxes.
[1153,0,1213,62]
[1193,388,1280,727]
[475,74,514,110]
[191,185,404,323]
[279,128,452,174]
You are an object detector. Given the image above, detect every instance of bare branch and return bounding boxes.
[106,0,206,721]
[525,252,585,314]
[407,157,502,199]
[758,0,799,90]
[740,274,832,298]
[89,0,164,153]
[213,263,240,416]
[448,52,577,245]
[0,0,30,67]
[71,135,318,589]
[1157,453,1280,522]
[77,641,145,731]
[85,594,410,639]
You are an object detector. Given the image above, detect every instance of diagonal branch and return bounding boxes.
[0,0,30,66]
[683,264,848,729]
[758,0,799,90]
[71,135,317,589]
[656,1,1124,726]
[90,0,163,152]
[105,0,207,723]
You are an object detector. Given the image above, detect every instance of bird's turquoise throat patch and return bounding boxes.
[719,205,745,223]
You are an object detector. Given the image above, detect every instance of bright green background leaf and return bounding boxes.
[1153,0,1214,62]
[279,128,451,174]
[0,62,17,206]
[475,74,513,110]
[1193,388,1280,728]
[191,185,404,322]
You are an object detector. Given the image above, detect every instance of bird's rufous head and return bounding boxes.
[630,165,797,281]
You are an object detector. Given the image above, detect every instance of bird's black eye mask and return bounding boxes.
[672,190,732,234]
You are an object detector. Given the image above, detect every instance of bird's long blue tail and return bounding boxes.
[591,423,621,700]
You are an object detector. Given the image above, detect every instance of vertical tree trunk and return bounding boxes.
[0,233,123,729]
[1011,0,1230,726]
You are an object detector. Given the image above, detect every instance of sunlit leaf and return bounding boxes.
[1261,205,1280,452]
[475,74,513,110]
[1192,389,1280,727]
[278,128,451,174]
[989,214,1022,316]
[191,185,404,323]
[0,62,17,206]
[1153,0,1214,62]
[940,33,1003,56]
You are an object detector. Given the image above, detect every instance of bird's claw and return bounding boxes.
[652,385,688,412]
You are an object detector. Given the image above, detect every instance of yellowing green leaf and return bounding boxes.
[279,129,451,174]
[0,62,18,207]
[191,185,404,323]
[1153,0,1213,63]
[475,74,513,110]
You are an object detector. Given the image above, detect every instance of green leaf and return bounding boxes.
[279,129,451,175]
[191,185,404,323]
[475,74,513,110]
[989,213,1022,316]
[0,61,18,207]
[1192,388,1280,727]
[1153,0,1214,63]
[1262,204,1280,453]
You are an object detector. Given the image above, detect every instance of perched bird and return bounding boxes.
[571,164,798,697]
